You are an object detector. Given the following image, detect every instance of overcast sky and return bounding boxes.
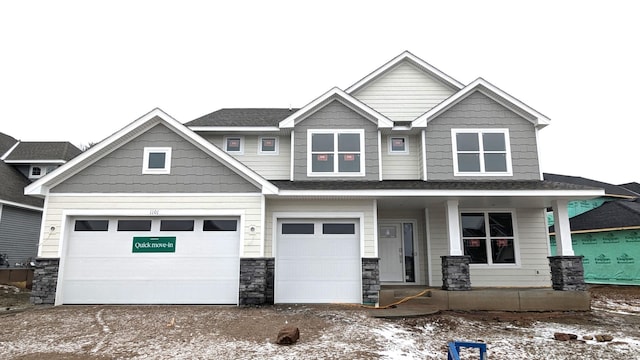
[1,1,638,185]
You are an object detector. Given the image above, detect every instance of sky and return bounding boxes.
[0,1,638,185]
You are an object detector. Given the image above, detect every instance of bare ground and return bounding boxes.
[0,284,638,359]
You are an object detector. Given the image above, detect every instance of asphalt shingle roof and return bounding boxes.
[4,142,82,162]
[270,180,599,191]
[0,132,17,156]
[543,173,637,198]
[550,199,640,232]
[0,160,43,208]
[620,182,640,196]
[186,108,299,127]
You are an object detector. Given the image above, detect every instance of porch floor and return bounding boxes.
[371,286,590,318]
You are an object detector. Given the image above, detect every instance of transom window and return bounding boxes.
[308,129,364,176]
[389,136,408,154]
[259,137,278,154]
[224,136,243,154]
[143,147,172,174]
[452,129,512,175]
[461,212,516,265]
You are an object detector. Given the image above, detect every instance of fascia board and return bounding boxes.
[279,87,393,129]
[4,160,66,164]
[0,199,43,211]
[413,78,551,128]
[276,189,605,198]
[346,51,464,94]
[188,126,282,132]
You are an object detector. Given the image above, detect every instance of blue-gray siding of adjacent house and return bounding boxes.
[51,124,260,193]
[424,91,541,181]
[0,205,41,266]
[293,100,379,181]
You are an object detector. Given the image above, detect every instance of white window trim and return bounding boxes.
[388,136,409,155]
[142,147,172,174]
[459,209,521,267]
[451,128,513,176]
[258,136,279,155]
[224,136,244,155]
[307,129,365,177]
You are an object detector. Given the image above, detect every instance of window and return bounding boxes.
[117,220,152,231]
[259,137,278,154]
[451,129,512,175]
[282,223,315,234]
[224,136,243,154]
[74,220,109,231]
[322,223,355,234]
[308,130,364,176]
[203,220,238,231]
[160,220,194,231]
[461,212,516,265]
[389,136,408,154]
[29,165,57,179]
[143,147,172,174]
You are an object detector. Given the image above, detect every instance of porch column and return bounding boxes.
[549,200,586,291]
[442,200,471,290]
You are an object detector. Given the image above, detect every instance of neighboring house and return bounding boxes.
[0,133,81,267]
[620,182,640,196]
[25,51,602,306]
[546,174,640,285]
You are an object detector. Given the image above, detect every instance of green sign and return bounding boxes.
[132,237,176,253]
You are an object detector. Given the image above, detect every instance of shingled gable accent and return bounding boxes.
[413,78,551,129]
[345,50,464,94]
[24,108,278,196]
[278,87,393,129]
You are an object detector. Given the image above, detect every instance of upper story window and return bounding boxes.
[307,129,365,176]
[224,136,244,154]
[389,136,408,154]
[461,211,516,265]
[29,165,57,179]
[451,129,512,176]
[143,147,172,174]
[259,137,278,155]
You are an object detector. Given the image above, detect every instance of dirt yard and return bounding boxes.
[0,284,638,359]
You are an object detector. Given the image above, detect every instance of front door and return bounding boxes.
[379,222,416,282]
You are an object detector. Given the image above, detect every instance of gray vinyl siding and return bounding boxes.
[293,100,379,181]
[51,124,260,193]
[425,91,541,180]
[428,206,552,287]
[381,134,421,180]
[353,61,456,122]
[0,205,41,266]
[200,133,290,180]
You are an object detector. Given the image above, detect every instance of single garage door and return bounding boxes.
[275,219,361,303]
[61,217,240,304]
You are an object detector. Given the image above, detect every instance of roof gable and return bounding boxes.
[413,78,551,129]
[279,87,393,129]
[25,108,277,196]
[346,51,463,94]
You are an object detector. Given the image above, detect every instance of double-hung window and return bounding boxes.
[452,129,512,176]
[308,129,364,176]
[461,211,517,265]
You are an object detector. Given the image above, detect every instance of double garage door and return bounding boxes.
[61,217,240,304]
[276,219,361,303]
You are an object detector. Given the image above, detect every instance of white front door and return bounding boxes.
[379,223,403,281]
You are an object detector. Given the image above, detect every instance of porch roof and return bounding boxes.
[271,180,599,191]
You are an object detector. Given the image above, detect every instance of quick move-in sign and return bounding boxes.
[132,237,176,253]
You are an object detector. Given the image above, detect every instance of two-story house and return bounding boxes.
[25,51,602,306]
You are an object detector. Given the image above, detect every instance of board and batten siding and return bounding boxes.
[380,134,421,179]
[39,195,264,258]
[0,205,42,265]
[425,91,541,181]
[428,206,552,287]
[265,198,377,258]
[293,100,379,181]
[200,134,290,180]
[51,124,260,194]
[353,61,456,122]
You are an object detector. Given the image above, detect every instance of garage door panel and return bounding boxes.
[278,259,359,281]
[276,280,360,303]
[278,237,358,258]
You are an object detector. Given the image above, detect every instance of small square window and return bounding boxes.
[389,137,408,153]
[259,137,278,154]
[143,147,172,174]
[225,137,243,154]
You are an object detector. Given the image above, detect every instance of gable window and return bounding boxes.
[389,136,408,154]
[143,147,172,174]
[225,136,243,154]
[451,129,512,176]
[308,129,364,176]
[29,165,57,179]
[259,137,278,155]
[461,212,516,265]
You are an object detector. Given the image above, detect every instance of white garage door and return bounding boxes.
[61,217,240,304]
[275,219,361,303]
